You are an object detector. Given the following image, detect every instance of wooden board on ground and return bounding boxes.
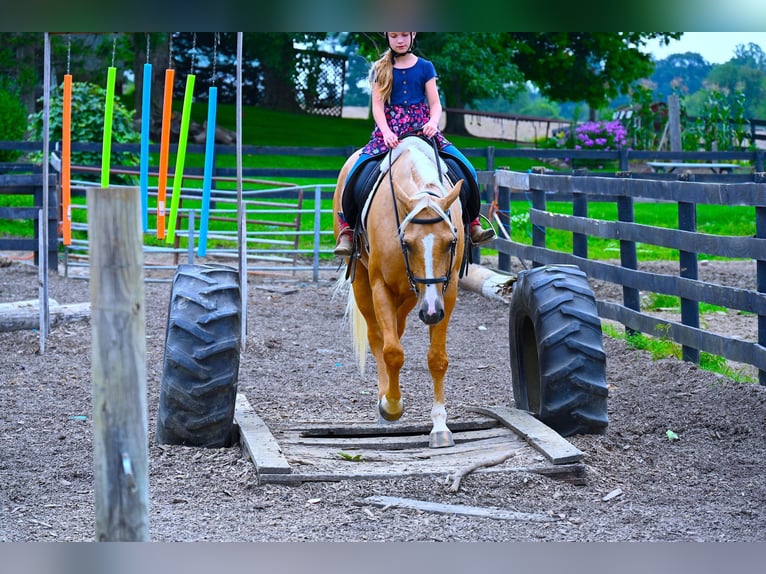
[469,405,585,464]
[234,393,291,476]
[234,394,586,486]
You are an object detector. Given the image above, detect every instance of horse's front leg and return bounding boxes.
[377,291,419,423]
[427,310,454,448]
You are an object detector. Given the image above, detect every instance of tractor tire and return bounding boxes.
[156,263,242,447]
[508,264,608,436]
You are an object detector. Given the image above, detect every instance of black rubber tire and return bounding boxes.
[156,263,242,447]
[508,264,608,436]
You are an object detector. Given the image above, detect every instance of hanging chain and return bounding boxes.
[169,33,173,69]
[111,34,117,68]
[145,33,150,64]
[66,34,71,75]
[211,33,219,85]
[190,32,197,75]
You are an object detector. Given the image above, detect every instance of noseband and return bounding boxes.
[389,142,458,294]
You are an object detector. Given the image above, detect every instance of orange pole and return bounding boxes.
[156,68,175,239]
[62,74,72,245]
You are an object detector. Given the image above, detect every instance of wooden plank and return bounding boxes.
[470,406,584,464]
[286,426,514,451]
[234,393,292,475]
[258,463,586,486]
[299,418,498,437]
[0,299,91,332]
[359,495,558,522]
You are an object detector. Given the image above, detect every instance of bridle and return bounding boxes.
[389,136,458,294]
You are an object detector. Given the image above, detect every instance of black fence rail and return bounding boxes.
[484,169,766,385]
[2,141,766,183]
[0,173,59,270]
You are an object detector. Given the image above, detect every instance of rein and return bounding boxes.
[389,137,458,293]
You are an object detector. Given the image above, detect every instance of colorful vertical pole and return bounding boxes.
[166,73,195,244]
[62,74,72,245]
[198,86,217,257]
[140,63,152,232]
[156,68,174,239]
[101,66,116,189]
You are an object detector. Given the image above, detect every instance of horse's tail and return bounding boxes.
[347,289,368,375]
[333,272,368,375]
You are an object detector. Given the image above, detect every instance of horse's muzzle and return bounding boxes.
[418,290,445,324]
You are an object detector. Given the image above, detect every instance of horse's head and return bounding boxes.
[392,147,465,325]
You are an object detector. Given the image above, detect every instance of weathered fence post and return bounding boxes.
[617,173,640,337]
[756,172,766,386]
[668,94,682,153]
[678,173,700,364]
[88,185,149,541]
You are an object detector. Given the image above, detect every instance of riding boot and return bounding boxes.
[470,216,495,245]
[334,222,354,257]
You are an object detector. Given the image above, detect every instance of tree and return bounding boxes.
[650,52,712,99]
[511,33,681,121]
[346,32,680,132]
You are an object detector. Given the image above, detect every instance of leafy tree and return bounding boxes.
[733,42,766,72]
[0,81,28,161]
[27,81,140,184]
[650,52,711,99]
[706,56,766,119]
[346,32,679,132]
[511,33,681,121]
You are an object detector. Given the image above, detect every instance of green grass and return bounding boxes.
[506,200,756,260]
[602,322,757,383]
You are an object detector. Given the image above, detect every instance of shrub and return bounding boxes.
[573,120,629,152]
[27,81,140,184]
[565,119,628,170]
[0,83,29,162]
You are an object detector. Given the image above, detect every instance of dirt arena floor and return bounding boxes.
[1,254,765,542]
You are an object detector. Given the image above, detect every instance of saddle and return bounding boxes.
[341,137,481,230]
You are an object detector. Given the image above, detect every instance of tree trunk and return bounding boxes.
[443,110,471,136]
[257,34,300,112]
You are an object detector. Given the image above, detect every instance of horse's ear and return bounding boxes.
[440,179,463,211]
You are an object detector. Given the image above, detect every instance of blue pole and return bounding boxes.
[140,63,152,232]
[198,86,217,257]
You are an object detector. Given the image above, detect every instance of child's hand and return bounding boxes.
[422,120,438,138]
[383,130,399,149]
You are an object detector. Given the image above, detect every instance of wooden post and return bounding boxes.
[88,185,149,541]
[668,94,682,154]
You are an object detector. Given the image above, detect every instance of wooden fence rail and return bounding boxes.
[487,169,766,385]
[0,173,59,271]
[2,141,766,180]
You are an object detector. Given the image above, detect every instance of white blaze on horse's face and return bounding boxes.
[419,233,442,320]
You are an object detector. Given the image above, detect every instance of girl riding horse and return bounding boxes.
[334,32,494,257]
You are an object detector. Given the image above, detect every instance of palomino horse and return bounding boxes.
[333,137,466,448]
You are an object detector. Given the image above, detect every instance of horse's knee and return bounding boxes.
[382,346,405,372]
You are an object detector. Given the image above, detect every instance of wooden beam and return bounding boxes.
[234,393,292,476]
[0,299,90,332]
[359,495,558,522]
[470,406,584,464]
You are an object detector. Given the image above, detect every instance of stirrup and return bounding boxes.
[334,229,354,257]
[470,215,496,245]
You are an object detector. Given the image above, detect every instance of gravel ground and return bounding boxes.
[1,254,765,542]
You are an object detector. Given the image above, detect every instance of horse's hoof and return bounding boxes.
[429,430,454,448]
[378,397,403,422]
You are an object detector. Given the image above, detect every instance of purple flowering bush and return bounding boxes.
[574,120,628,151]
[569,120,628,170]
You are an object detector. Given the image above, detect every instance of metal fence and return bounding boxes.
[62,180,340,283]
